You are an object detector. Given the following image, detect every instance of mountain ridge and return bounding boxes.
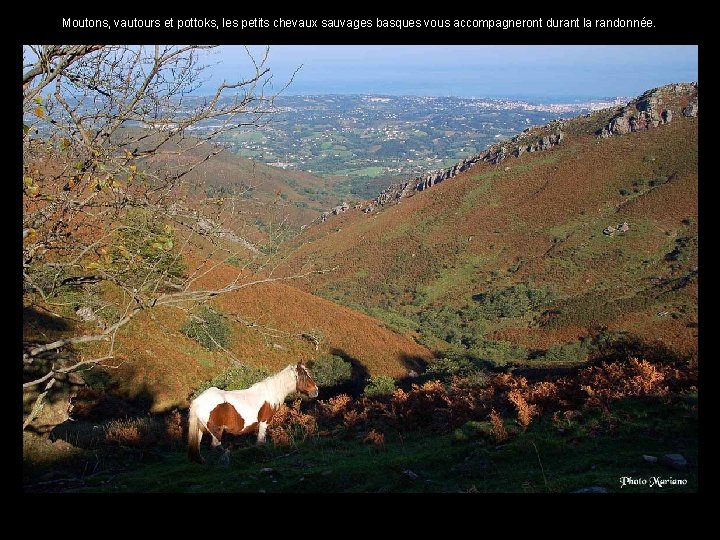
[317,82,698,223]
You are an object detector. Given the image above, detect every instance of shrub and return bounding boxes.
[425,354,489,385]
[268,400,317,448]
[363,375,396,397]
[489,409,508,443]
[475,284,553,319]
[649,176,669,187]
[540,340,591,364]
[309,354,353,387]
[182,305,233,350]
[191,364,269,399]
[364,429,385,447]
[453,420,489,442]
[470,339,528,367]
[104,417,158,448]
[508,389,538,430]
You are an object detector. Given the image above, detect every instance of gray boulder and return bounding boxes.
[573,486,610,493]
[76,306,96,322]
[660,453,688,470]
[683,97,698,117]
[610,115,632,135]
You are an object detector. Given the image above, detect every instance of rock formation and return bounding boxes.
[317,82,696,224]
[597,82,697,139]
[357,122,566,214]
[683,95,698,117]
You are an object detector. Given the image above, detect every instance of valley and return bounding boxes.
[208,94,626,199]
[22,45,698,494]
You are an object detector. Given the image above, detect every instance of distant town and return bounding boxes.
[190,94,627,198]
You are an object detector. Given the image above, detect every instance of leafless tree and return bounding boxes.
[22,45,326,428]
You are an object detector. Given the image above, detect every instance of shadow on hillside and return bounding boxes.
[47,383,159,447]
[24,305,73,334]
[398,352,428,374]
[25,377,187,492]
[317,348,370,398]
[515,329,695,382]
[587,329,694,365]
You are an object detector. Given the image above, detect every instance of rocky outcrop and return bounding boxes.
[683,95,698,117]
[321,201,350,222]
[603,222,630,236]
[597,82,697,138]
[168,204,259,252]
[357,122,566,214]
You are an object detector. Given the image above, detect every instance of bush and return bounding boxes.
[191,364,269,399]
[470,338,528,367]
[309,354,352,387]
[104,417,158,448]
[649,176,669,187]
[182,305,233,350]
[453,420,491,442]
[540,340,591,364]
[474,284,553,319]
[425,356,476,379]
[425,355,491,387]
[363,375,396,397]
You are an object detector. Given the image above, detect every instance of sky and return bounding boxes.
[202,45,698,101]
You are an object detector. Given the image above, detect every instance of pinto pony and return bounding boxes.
[188,363,319,463]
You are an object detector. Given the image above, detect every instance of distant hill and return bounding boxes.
[278,83,698,361]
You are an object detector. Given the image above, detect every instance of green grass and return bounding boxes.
[461,171,500,211]
[348,166,386,177]
[66,393,697,493]
[228,131,264,143]
[417,253,501,305]
[364,306,419,335]
[418,256,485,305]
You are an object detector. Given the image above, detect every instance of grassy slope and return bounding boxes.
[139,137,338,249]
[56,393,697,493]
[278,110,698,358]
[79,274,432,412]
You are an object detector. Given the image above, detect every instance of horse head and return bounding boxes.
[295,362,319,398]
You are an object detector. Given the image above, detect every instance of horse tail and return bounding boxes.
[188,401,205,464]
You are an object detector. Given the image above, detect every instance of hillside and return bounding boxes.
[24,263,431,414]
[137,137,340,246]
[278,83,698,362]
[23,80,698,494]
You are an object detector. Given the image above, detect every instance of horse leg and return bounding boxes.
[208,423,224,450]
[256,421,268,445]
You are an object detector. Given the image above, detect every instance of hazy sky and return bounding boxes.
[201,45,698,100]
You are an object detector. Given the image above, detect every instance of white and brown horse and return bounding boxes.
[188,363,318,463]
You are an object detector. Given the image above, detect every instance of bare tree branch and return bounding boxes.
[22,45,320,430]
[23,378,56,429]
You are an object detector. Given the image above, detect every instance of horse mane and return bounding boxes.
[247,364,298,404]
